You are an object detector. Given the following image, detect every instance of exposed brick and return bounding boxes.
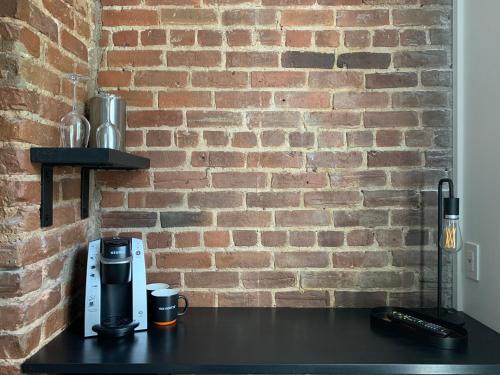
[337,10,389,27]
[227,29,251,46]
[218,212,272,227]
[102,211,157,228]
[281,10,333,26]
[247,192,301,208]
[393,9,449,26]
[276,210,331,227]
[304,191,361,208]
[315,30,340,47]
[275,252,330,269]
[135,71,187,88]
[337,53,391,69]
[222,9,275,25]
[141,29,166,45]
[157,252,210,268]
[216,91,271,108]
[204,131,229,146]
[232,132,257,148]
[364,190,419,207]
[212,172,267,188]
[344,30,370,48]
[347,130,373,147]
[309,71,363,89]
[187,111,242,128]
[275,291,330,308]
[376,129,403,147]
[167,51,221,67]
[346,230,375,246]
[368,151,421,167]
[394,50,448,68]
[102,9,158,26]
[233,230,258,246]
[393,91,448,108]
[241,271,295,288]
[154,171,208,189]
[160,211,213,227]
[161,9,217,25]
[216,252,271,268]
[258,30,281,46]
[248,151,303,168]
[247,111,301,128]
[366,73,418,89]
[318,131,345,148]
[174,231,200,248]
[301,271,358,288]
[251,71,306,88]
[272,172,327,189]
[128,192,183,208]
[170,30,195,46]
[227,52,278,68]
[364,111,418,128]
[306,151,363,168]
[288,231,314,247]
[147,232,172,249]
[261,231,287,247]
[334,210,389,228]
[188,191,243,208]
[335,291,387,308]
[289,132,314,147]
[305,112,361,128]
[318,231,344,247]
[198,30,222,46]
[185,272,239,288]
[285,30,311,48]
[193,71,247,88]
[192,151,246,167]
[335,92,389,109]
[422,70,452,87]
[218,292,272,307]
[204,231,230,248]
[108,50,162,67]
[282,51,335,69]
[400,29,426,46]
[373,29,399,47]
[112,30,138,47]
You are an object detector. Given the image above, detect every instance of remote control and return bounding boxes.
[390,311,451,337]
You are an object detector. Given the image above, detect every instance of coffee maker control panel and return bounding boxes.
[84,239,102,337]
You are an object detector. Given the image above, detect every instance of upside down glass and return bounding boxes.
[96,94,121,150]
[60,74,91,148]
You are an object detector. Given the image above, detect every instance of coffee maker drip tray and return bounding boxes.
[92,319,139,338]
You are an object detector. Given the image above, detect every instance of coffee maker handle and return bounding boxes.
[178,295,189,316]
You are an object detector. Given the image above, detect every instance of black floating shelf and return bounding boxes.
[31,148,150,227]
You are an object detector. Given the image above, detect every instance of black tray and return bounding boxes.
[371,306,468,350]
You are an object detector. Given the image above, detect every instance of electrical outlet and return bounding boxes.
[464,242,480,281]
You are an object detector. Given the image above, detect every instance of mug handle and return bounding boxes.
[178,295,189,316]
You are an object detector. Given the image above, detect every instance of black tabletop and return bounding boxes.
[22,308,500,374]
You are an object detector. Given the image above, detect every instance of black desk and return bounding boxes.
[22,308,500,374]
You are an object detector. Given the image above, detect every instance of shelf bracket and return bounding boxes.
[40,164,53,227]
[81,168,90,219]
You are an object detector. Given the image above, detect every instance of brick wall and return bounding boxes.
[0,0,99,373]
[98,0,453,309]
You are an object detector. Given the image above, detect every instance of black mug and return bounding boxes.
[146,283,170,316]
[151,289,188,326]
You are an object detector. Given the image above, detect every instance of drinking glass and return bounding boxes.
[60,74,91,148]
[96,94,121,149]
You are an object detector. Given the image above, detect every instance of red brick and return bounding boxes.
[222,9,276,26]
[134,150,186,168]
[376,129,403,147]
[167,51,221,67]
[197,30,222,46]
[157,252,210,268]
[176,131,199,148]
[216,91,271,109]
[394,50,447,68]
[247,192,300,208]
[251,71,305,88]
[232,132,257,148]
[102,9,159,26]
[258,30,281,46]
[271,172,327,189]
[286,30,311,47]
[393,9,449,26]
[43,0,73,29]
[96,170,150,188]
[373,29,399,47]
[218,212,272,227]
[19,27,40,57]
[368,151,421,167]
[334,92,389,109]
[134,70,188,88]
[226,52,278,68]
[366,72,418,89]
[161,9,217,25]
[154,171,208,189]
[146,130,171,147]
[141,29,166,45]
[318,131,344,148]
[185,272,239,288]
[128,192,182,208]
[318,231,345,247]
[315,30,340,47]
[188,191,243,208]
[170,30,195,46]
[98,71,132,87]
[346,230,375,246]
[192,71,247,88]
[191,151,245,167]
[306,151,363,168]
[275,91,330,109]
[112,30,138,47]
[218,292,272,307]
[261,231,287,247]
[187,111,242,128]
[247,111,301,128]
[174,232,201,248]
[309,71,363,89]
[212,172,267,188]
[216,252,271,269]
[101,191,125,208]
[203,131,229,146]
[108,50,162,67]
[102,211,157,228]
[147,232,172,249]
[344,30,370,48]
[47,45,74,73]
[334,210,389,228]
[282,10,333,26]
[337,10,389,27]
[301,271,358,289]
[227,29,251,46]
[364,111,418,128]
[305,112,361,128]
[347,130,373,147]
[290,231,315,247]
[261,130,285,146]
[276,210,331,227]
[248,152,302,168]
[128,110,182,127]
[0,326,41,359]
[159,91,211,108]
[275,252,329,268]
[233,230,258,246]
[304,191,362,208]
[204,231,230,248]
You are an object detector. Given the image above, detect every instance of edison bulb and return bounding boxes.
[439,217,463,253]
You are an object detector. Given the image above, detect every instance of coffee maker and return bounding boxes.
[84,237,148,338]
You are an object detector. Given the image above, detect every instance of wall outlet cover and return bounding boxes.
[464,242,480,281]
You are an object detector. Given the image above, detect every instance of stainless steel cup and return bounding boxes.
[86,92,126,151]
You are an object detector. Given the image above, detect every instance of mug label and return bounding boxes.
[159,305,176,311]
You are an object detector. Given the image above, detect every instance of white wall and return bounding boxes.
[456,0,500,332]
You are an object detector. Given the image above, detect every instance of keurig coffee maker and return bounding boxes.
[84,237,148,338]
